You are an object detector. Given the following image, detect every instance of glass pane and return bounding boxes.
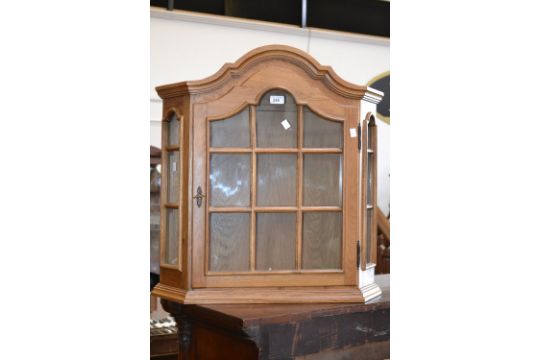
[303,107,343,148]
[209,213,250,271]
[367,153,373,205]
[257,154,297,206]
[366,208,372,264]
[168,114,179,145]
[368,123,375,149]
[210,154,251,207]
[303,154,342,206]
[167,151,179,203]
[210,108,250,148]
[302,212,342,269]
[256,90,297,148]
[164,208,179,265]
[256,213,296,271]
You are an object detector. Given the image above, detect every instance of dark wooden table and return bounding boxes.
[150,332,179,360]
[161,274,389,360]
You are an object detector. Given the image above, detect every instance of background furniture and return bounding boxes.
[160,274,389,360]
[376,207,390,274]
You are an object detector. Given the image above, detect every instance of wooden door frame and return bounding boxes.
[191,91,359,289]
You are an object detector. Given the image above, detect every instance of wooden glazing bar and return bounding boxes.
[160,263,179,270]
[204,110,212,275]
[297,269,344,273]
[206,269,344,276]
[164,203,179,209]
[301,148,342,153]
[209,147,251,153]
[208,207,252,212]
[250,105,257,271]
[253,206,298,212]
[254,148,298,153]
[301,206,342,212]
[296,105,304,270]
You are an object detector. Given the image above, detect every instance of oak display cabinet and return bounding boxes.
[152,45,383,304]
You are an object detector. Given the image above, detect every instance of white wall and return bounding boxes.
[150,7,390,215]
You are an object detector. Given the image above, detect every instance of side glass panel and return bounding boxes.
[367,153,373,204]
[165,209,179,265]
[302,212,342,269]
[209,213,250,271]
[168,114,179,145]
[256,90,297,148]
[210,108,250,148]
[303,154,342,206]
[257,154,297,206]
[167,151,179,203]
[365,119,376,265]
[163,113,182,267]
[210,154,251,207]
[303,108,343,148]
[256,212,296,271]
[366,209,372,264]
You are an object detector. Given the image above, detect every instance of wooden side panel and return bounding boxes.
[150,333,178,360]
[192,102,208,288]
[343,105,360,284]
[295,341,390,360]
[189,322,258,360]
[182,96,192,290]
[159,96,188,290]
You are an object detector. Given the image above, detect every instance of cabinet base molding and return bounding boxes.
[359,282,382,303]
[152,283,382,304]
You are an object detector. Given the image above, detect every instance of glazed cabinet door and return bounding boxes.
[192,90,359,288]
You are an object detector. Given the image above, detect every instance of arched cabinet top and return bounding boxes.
[155,45,384,106]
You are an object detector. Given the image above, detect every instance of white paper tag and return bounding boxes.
[270,95,285,104]
[281,119,291,130]
[172,161,176,172]
[349,128,357,138]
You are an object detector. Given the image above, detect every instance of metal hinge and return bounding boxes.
[357,240,361,268]
[358,123,361,150]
